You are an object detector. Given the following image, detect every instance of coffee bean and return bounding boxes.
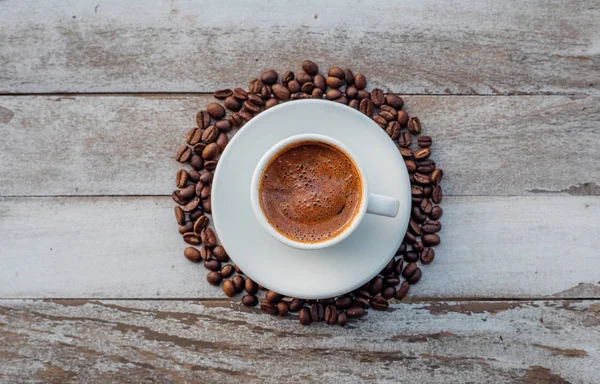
[404,251,419,263]
[431,168,443,185]
[385,95,404,110]
[243,100,261,115]
[296,72,312,84]
[232,88,248,101]
[334,296,352,310]
[381,258,395,275]
[184,247,201,262]
[229,112,243,127]
[174,206,186,225]
[378,286,395,300]
[335,311,347,326]
[333,95,348,105]
[383,121,399,140]
[414,148,431,160]
[289,298,305,312]
[410,218,423,235]
[412,241,424,251]
[403,231,416,245]
[260,85,271,100]
[249,78,262,94]
[183,232,201,245]
[214,89,232,99]
[282,71,294,86]
[356,287,371,299]
[347,306,365,318]
[423,233,441,246]
[326,76,343,89]
[402,262,418,279]
[411,185,423,197]
[302,60,318,76]
[299,307,312,325]
[414,173,431,184]
[271,84,290,101]
[287,80,301,93]
[207,271,222,286]
[396,242,407,255]
[200,126,218,144]
[206,103,225,119]
[412,206,427,223]
[352,296,370,309]
[310,303,324,322]
[204,259,221,271]
[191,143,206,156]
[231,275,245,293]
[265,290,283,303]
[396,131,410,149]
[223,96,241,111]
[359,98,375,116]
[369,276,384,295]
[373,115,387,128]
[416,199,432,216]
[369,88,384,106]
[201,143,220,160]
[188,169,200,183]
[301,82,317,94]
[234,265,243,274]
[384,276,400,286]
[354,73,367,89]
[310,74,325,91]
[370,296,389,311]
[182,196,199,212]
[417,159,436,174]
[395,281,410,300]
[420,247,435,264]
[430,206,443,220]
[220,264,234,278]
[275,301,289,317]
[213,133,229,152]
[400,147,414,158]
[200,227,217,247]
[417,136,432,148]
[405,159,417,174]
[357,90,370,101]
[175,145,192,163]
[326,89,342,100]
[242,294,258,307]
[265,98,279,109]
[261,302,278,316]
[407,116,421,134]
[397,110,409,126]
[246,93,265,107]
[324,305,337,325]
[241,278,257,295]
[189,154,203,170]
[407,268,422,284]
[191,206,205,223]
[191,215,209,233]
[199,246,212,261]
[179,222,193,235]
[186,128,202,146]
[432,186,443,204]
[348,99,359,109]
[260,70,278,85]
[345,85,358,99]
[412,196,423,205]
[311,88,323,99]
[196,111,211,129]
[422,220,441,234]
[324,66,342,79]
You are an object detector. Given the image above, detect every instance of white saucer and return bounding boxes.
[212,99,411,299]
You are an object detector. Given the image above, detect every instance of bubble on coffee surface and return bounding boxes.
[259,141,362,243]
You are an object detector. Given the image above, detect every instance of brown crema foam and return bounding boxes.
[259,140,362,243]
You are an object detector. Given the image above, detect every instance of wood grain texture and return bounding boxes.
[1,95,598,197]
[1,196,599,299]
[1,0,599,95]
[1,299,599,383]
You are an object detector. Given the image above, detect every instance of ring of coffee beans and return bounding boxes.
[174,61,444,326]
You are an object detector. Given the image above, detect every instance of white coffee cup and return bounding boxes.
[250,133,399,250]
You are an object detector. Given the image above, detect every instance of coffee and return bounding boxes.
[258,140,362,243]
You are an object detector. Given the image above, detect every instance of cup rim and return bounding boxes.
[250,133,369,250]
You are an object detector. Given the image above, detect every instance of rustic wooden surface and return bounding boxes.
[1,0,599,382]
[1,0,599,95]
[1,300,599,383]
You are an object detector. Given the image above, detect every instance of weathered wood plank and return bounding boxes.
[1,95,598,197]
[1,196,599,299]
[1,299,598,383]
[1,0,599,95]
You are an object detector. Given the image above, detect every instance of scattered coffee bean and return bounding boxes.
[302,60,318,75]
[407,268,422,284]
[325,305,338,325]
[407,116,421,134]
[301,82,317,94]
[371,88,384,106]
[206,103,225,119]
[224,96,241,111]
[335,296,352,310]
[346,85,358,99]
[232,88,248,100]
[291,92,309,100]
[417,159,436,174]
[430,206,443,220]
[174,206,185,225]
[311,88,323,99]
[182,197,200,212]
[287,80,301,93]
[369,276,384,295]
[384,276,400,286]
[418,136,432,148]
[175,145,192,163]
[196,111,211,129]
[370,296,389,310]
[265,98,279,109]
[249,78,263,94]
[289,298,305,312]
[244,278,258,295]
[423,233,441,246]
[220,264,234,278]
[326,89,342,100]
[404,251,419,263]
[266,290,283,303]
[403,231,416,245]
[400,147,414,158]
[184,247,201,262]
[395,281,410,300]
[412,206,427,223]
[421,247,435,264]
[385,95,404,110]
[242,294,258,307]
[231,275,245,293]
[348,99,359,109]
[386,121,401,139]
[277,301,289,317]
[261,302,278,316]
[396,242,407,255]
[204,259,221,271]
[373,115,387,128]
[272,84,291,100]
[207,271,222,286]
[347,306,366,318]
[381,258,395,276]
[222,280,236,297]
[422,220,441,234]
[354,73,367,89]
[310,303,325,321]
[299,307,312,325]
[405,159,417,173]
[199,246,212,261]
[313,74,326,91]
[359,98,375,116]
[397,110,409,126]
[432,186,443,204]
[296,72,312,84]
[326,76,343,89]
[357,90,370,100]
[216,132,229,151]
[214,89,232,99]
[193,216,210,233]
[281,71,294,86]
[408,219,422,236]
[380,105,397,120]
[200,228,217,247]
[261,70,278,85]
[178,222,193,235]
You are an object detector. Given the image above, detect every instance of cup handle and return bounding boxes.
[366,193,399,217]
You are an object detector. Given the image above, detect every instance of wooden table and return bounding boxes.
[1,1,599,382]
